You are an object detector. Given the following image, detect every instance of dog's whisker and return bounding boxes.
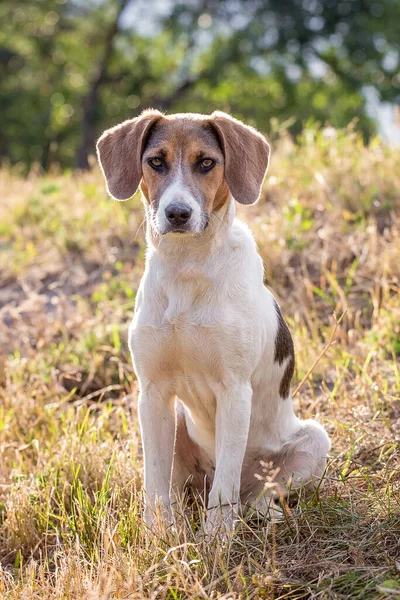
[134,216,147,240]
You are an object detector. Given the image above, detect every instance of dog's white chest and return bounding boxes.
[132,307,240,381]
[130,316,224,438]
[129,268,258,422]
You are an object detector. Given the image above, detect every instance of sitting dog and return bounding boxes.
[97,110,331,535]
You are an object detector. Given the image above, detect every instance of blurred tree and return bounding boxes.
[75,0,130,169]
[0,0,399,170]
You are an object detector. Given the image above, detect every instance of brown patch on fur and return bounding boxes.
[96,109,163,200]
[140,178,149,202]
[212,180,231,211]
[273,299,295,399]
[210,112,270,205]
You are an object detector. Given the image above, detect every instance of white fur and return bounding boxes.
[129,196,331,534]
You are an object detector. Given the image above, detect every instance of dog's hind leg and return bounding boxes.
[170,404,211,515]
[242,419,331,517]
[274,419,331,491]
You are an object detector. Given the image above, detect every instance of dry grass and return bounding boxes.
[0,124,399,599]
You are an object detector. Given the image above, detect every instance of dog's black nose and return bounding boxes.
[165,203,192,226]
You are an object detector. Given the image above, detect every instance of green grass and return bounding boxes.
[0,124,399,599]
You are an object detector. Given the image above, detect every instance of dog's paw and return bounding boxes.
[144,499,173,530]
[200,505,236,542]
[244,493,284,526]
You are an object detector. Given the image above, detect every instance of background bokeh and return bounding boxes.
[1,0,400,171]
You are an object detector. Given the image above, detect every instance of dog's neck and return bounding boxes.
[145,196,236,265]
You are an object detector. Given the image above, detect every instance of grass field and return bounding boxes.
[0,125,399,599]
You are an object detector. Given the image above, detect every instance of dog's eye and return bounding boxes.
[148,157,163,170]
[199,158,215,171]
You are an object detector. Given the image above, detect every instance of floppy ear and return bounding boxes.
[96,109,163,200]
[210,111,270,205]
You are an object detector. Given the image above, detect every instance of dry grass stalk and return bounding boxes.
[292,310,348,398]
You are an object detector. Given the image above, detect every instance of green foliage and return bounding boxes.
[1,0,399,170]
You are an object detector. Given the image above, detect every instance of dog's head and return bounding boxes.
[97,110,270,236]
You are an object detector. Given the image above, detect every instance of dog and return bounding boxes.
[97,109,331,536]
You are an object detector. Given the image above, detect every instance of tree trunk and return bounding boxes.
[75,0,130,170]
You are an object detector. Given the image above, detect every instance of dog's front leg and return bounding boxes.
[138,383,175,528]
[206,382,252,537]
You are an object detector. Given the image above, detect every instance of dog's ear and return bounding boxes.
[96,109,163,200]
[210,111,270,205]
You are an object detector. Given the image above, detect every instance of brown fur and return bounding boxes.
[212,180,231,211]
[211,111,270,205]
[273,299,295,398]
[96,109,163,200]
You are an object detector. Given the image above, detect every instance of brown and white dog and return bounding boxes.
[97,110,331,536]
